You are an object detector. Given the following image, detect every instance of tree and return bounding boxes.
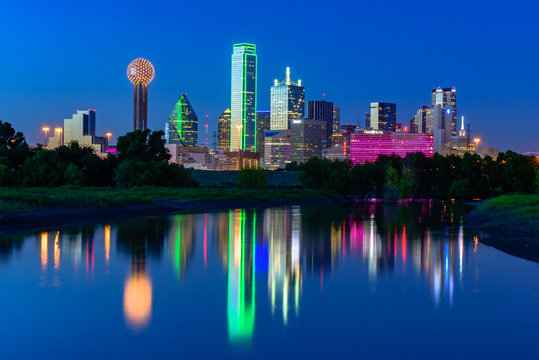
[0,121,26,148]
[238,167,267,189]
[116,129,170,162]
[20,150,64,186]
[399,167,414,199]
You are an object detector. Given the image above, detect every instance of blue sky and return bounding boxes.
[1,0,538,152]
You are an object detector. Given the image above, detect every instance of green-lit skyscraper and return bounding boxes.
[168,94,198,147]
[231,43,257,151]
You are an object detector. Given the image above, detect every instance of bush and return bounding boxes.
[238,167,267,189]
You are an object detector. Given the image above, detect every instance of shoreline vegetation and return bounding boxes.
[0,186,339,230]
[466,194,539,262]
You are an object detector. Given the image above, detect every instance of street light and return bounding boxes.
[106,132,112,147]
[473,138,481,154]
[42,127,50,147]
[55,128,63,146]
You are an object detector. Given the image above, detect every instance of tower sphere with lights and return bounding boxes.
[128,58,154,131]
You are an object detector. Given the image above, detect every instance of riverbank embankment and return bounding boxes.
[0,186,339,231]
[466,194,539,262]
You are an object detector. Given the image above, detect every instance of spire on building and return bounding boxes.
[459,116,466,137]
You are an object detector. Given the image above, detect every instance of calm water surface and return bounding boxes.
[0,202,537,359]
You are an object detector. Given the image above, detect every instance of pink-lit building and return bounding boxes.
[350,131,433,165]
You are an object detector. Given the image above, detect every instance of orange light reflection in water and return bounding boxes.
[41,232,48,269]
[124,273,152,331]
[104,225,111,264]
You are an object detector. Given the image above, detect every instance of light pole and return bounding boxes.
[55,128,63,147]
[106,132,112,148]
[42,127,50,147]
[473,138,481,154]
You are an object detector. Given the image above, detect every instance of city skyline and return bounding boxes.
[1,1,538,153]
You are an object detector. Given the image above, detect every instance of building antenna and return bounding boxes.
[205,114,209,147]
[322,93,326,101]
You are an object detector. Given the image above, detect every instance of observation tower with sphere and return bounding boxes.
[127,58,155,131]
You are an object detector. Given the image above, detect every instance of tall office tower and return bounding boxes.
[270,67,305,130]
[217,108,231,151]
[432,87,457,136]
[256,110,270,158]
[370,102,396,132]
[365,112,370,129]
[168,94,198,147]
[414,105,429,133]
[127,58,155,131]
[409,118,416,133]
[431,105,453,153]
[231,43,257,151]
[332,107,340,134]
[290,119,327,163]
[307,100,334,144]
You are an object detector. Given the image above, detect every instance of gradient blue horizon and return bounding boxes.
[0,0,538,152]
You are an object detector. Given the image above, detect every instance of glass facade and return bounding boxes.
[332,107,340,135]
[307,100,334,144]
[256,110,270,158]
[369,102,396,132]
[350,132,433,165]
[218,108,231,151]
[264,130,290,170]
[270,67,305,131]
[168,94,198,147]
[414,105,429,133]
[48,109,102,153]
[431,87,457,136]
[231,43,257,152]
[290,119,327,163]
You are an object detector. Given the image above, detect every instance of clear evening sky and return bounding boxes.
[1,0,538,152]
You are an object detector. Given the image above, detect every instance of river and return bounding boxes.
[0,201,537,359]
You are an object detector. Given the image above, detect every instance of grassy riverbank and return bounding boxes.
[467,194,539,234]
[467,194,539,262]
[0,186,334,213]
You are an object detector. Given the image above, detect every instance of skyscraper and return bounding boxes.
[270,67,305,130]
[290,119,327,163]
[256,110,270,158]
[431,87,457,136]
[127,58,155,131]
[231,43,257,151]
[414,105,429,133]
[332,107,340,135]
[218,108,231,151]
[370,102,396,132]
[307,100,334,144]
[168,94,198,147]
[264,130,290,170]
[429,105,453,153]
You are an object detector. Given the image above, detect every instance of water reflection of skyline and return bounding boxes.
[3,201,472,338]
